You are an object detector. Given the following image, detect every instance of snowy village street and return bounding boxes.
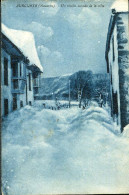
[2,101,129,195]
[1,0,129,194]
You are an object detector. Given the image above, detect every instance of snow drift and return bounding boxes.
[2,101,129,194]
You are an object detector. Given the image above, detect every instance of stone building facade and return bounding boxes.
[105,9,129,132]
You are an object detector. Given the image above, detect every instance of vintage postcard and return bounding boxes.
[1,0,129,194]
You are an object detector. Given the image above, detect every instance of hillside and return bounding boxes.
[37,74,71,100]
[36,71,110,102]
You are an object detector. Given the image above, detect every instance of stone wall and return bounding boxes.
[117,13,129,130]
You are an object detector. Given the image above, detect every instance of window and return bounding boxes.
[111,73,112,85]
[29,101,32,106]
[12,63,18,77]
[33,78,37,87]
[33,77,39,87]
[23,63,26,78]
[20,63,22,77]
[13,80,18,89]
[11,61,18,77]
[4,99,8,115]
[4,57,8,86]
[112,90,118,115]
[20,101,23,108]
[34,88,38,94]
[107,58,109,73]
[29,73,32,91]
[110,66,112,85]
[112,37,115,61]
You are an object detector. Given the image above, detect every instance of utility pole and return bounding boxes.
[69,80,71,108]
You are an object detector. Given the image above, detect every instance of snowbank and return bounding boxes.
[2,103,129,194]
[2,23,43,72]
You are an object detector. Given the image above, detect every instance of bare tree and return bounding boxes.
[72,71,93,108]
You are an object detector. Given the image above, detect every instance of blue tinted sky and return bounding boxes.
[2,0,115,77]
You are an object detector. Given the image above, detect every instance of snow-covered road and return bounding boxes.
[2,102,129,194]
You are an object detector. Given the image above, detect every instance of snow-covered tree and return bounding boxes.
[71,70,93,108]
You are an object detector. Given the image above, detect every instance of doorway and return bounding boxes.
[13,95,17,110]
[4,99,8,115]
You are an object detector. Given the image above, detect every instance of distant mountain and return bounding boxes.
[37,74,71,100]
[36,71,110,102]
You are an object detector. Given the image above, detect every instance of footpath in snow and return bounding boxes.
[2,101,129,195]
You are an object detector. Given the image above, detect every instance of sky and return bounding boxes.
[1,0,127,77]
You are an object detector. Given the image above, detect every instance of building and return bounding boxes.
[1,24,43,117]
[105,9,129,132]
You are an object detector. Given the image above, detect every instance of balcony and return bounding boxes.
[11,78,26,94]
[11,60,27,94]
[33,77,40,88]
[12,89,24,94]
[12,76,26,80]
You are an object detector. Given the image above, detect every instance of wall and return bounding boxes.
[1,48,34,117]
[1,49,13,116]
[108,24,121,131]
[117,13,129,130]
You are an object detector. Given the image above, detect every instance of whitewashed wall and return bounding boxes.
[1,49,13,116]
[26,69,34,106]
[1,49,34,117]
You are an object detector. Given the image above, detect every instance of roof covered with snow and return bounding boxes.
[105,0,129,66]
[2,23,43,72]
